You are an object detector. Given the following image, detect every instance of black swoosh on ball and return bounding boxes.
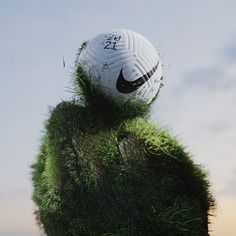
[116,61,159,94]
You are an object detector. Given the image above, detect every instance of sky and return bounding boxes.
[0,0,236,235]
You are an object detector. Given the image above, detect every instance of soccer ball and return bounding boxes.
[77,29,163,107]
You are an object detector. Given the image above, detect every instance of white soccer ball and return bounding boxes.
[77,29,163,107]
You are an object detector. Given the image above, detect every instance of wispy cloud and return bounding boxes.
[181,66,224,89]
[223,43,236,63]
[198,121,233,135]
[176,41,236,91]
[181,64,236,91]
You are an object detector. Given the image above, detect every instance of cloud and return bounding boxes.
[198,121,233,135]
[181,66,224,89]
[223,43,236,62]
[181,64,236,91]
[176,42,236,92]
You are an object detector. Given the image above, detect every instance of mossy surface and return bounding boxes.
[32,101,214,236]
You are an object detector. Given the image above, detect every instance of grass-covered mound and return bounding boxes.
[32,100,214,236]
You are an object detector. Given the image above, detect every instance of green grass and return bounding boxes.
[32,100,215,236]
[73,65,152,122]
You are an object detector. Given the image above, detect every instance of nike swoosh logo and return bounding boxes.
[116,61,160,94]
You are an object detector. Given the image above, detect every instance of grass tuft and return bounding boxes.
[73,64,151,122]
[32,101,215,236]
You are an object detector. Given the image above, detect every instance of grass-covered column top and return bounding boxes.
[32,29,214,236]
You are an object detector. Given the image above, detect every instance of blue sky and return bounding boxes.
[0,1,236,235]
